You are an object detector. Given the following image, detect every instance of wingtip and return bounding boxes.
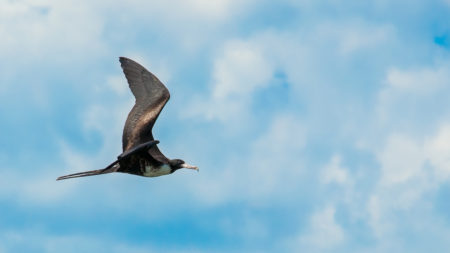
[119,56,127,63]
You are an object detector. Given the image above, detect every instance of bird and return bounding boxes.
[57,57,198,180]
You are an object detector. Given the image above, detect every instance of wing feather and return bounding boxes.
[119,57,170,163]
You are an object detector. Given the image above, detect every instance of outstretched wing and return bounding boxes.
[119,57,170,163]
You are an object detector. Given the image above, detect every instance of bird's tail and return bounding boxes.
[57,161,120,180]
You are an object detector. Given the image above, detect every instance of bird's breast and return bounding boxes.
[143,163,171,177]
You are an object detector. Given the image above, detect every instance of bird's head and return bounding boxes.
[169,159,199,172]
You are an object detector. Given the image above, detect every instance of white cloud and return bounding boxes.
[365,123,450,238]
[0,0,105,61]
[185,20,394,123]
[187,39,275,122]
[185,0,236,20]
[0,0,255,67]
[211,40,274,99]
[182,19,399,133]
[313,21,394,55]
[386,65,450,93]
[298,206,345,249]
[186,114,306,206]
[425,124,450,179]
[245,115,307,201]
[114,0,253,23]
[376,62,450,126]
[320,155,350,185]
[377,134,425,185]
[99,0,257,54]
[367,133,428,237]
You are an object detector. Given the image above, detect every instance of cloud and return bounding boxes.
[185,114,306,206]
[185,18,396,128]
[183,0,240,20]
[114,0,253,23]
[313,21,395,56]
[320,155,350,185]
[186,39,276,122]
[0,0,255,68]
[385,64,450,93]
[366,134,428,237]
[285,121,450,251]
[376,62,450,127]
[245,115,307,201]
[0,0,105,61]
[297,206,345,250]
[366,123,450,239]
[425,124,450,180]
[377,134,424,185]
[211,40,274,99]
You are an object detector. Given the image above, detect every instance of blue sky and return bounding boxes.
[1,0,450,252]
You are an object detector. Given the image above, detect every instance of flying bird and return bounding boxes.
[57,57,198,180]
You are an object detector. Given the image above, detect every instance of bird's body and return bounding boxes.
[57,57,198,181]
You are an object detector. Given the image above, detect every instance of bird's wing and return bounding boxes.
[119,57,170,163]
[147,133,171,164]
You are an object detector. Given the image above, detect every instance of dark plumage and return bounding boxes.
[57,57,198,180]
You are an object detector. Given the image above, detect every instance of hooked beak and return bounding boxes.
[181,163,199,171]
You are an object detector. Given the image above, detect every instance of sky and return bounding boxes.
[1,0,450,252]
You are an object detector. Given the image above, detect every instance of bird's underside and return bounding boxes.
[57,57,198,180]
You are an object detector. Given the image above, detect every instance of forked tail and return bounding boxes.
[57,161,120,180]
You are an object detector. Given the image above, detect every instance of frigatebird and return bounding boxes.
[57,57,198,180]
